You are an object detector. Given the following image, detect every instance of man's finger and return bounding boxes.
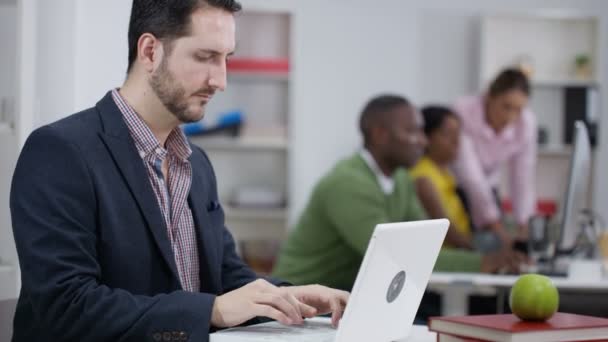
[257,293,301,323]
[329,297,343,328]
[283,292,305,323]
[297,300,317,318]
[338,290,350,307]
[253,304,292,325]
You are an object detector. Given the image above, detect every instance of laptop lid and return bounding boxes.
[335,219,448,342]
[210,219,448,342]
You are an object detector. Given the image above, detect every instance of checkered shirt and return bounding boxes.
[112,89,200,292]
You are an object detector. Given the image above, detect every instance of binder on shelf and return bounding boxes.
[564,86,599,147]
[227,58,290,74]
[230,186,286,209]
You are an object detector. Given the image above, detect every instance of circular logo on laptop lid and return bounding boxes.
[386,271,406,303]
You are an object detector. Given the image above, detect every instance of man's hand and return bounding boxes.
[283,284,350,328]
[481,248,529,274]
[211,279,317,328]
[488,221,513,248]
[516,223,529,241]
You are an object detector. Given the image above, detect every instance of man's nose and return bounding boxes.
[208,62,227,91]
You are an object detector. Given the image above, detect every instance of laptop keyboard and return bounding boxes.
[211,318,337,342]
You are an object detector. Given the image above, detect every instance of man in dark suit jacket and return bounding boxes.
[9,1,348,341]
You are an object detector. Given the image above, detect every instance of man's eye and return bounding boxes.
[195,55,212,62]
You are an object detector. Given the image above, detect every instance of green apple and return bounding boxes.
[509,274,559,321]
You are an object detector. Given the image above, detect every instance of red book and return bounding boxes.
[436,332,608,342]
[436,333,486,341]
[429,313,608,342]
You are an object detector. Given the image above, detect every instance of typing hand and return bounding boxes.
[488,221,513,248]
[283,285,350,328]
[516,224,529,241]
[211,279,317,328]
[481,248,529,274]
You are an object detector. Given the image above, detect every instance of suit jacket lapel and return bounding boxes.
[188,157,221,293]
[95,92,181,285]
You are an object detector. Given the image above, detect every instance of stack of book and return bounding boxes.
[429,312,608,341]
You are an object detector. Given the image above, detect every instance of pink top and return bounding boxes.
[452,95,537,228]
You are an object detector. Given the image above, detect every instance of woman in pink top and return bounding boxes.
[452,69,536,248]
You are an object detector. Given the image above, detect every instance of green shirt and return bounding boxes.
[272,153,482,290]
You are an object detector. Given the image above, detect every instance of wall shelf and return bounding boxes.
[538,145,572,158]
[190,134,288,152]
[224,206,288,242]
[532,79,600,89]
[201,9,292,253]
[480,14,599,88]
[227,58,289,73]
[225,206,287,221]
[228,72,289,82]
[227,58,290,82]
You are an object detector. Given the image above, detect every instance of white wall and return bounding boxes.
[35,0,77,126]
[26,0,608,224]
[0,2,18,299]
[416,9,480,105]
[73,0,131,111]
[591,4,608,218]
[289,0,420,221]
[0,5,17,102]
[0,131,17,267]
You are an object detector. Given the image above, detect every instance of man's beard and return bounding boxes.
[149,55,208,124]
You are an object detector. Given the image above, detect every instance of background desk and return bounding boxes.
[428,272,608,316]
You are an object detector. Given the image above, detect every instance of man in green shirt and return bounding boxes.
[273,94,524,291]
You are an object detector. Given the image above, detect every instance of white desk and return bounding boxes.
[403,325,436,342]
[210,318,436,341]
[428,272,608,316]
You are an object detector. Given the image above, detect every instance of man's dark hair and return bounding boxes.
[488,68,530,98]
[421,105,459,137]
[127,0,242,73]
[359,94,411,146]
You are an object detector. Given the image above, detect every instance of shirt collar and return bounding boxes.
[111,89,192,161]
[360,148,395,195]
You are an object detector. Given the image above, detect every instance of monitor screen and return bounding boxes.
[557,121,592,253]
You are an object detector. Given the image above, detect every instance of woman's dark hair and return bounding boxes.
[127,0,242,73]
[488,68,531,98]
[421,105,458,136]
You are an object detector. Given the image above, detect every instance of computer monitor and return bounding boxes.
[556,121,592,253]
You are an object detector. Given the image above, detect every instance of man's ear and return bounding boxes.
[136,33,164,73]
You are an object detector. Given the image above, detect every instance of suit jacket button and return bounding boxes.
[152,332,162,341]
[172,331,180,340]
[179,331,188,341]
[163,331,171,341]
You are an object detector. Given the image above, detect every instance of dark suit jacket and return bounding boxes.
[10,92,265,341]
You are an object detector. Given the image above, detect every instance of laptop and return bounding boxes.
[210,219,449,342]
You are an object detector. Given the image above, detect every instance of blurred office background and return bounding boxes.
[0,0,607,304]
